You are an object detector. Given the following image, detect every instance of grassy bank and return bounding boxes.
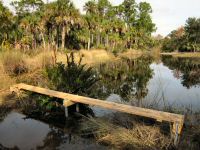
[0,49,142,89]
[161,52,200,58]
[70,49,115,65]
[0,49,117,105]
[79,111,200,150]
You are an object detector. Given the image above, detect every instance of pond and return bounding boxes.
[92,55,200,114]
[1,55,200,149]
[0,112,107,150]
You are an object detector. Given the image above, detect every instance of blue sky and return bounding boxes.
[3,0,200,36]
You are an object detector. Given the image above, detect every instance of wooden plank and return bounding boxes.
[63,99,75,107]
[10,83,184,134]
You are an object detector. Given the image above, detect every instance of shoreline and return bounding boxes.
[161,52,200,57]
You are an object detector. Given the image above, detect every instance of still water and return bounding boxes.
[1,55,200,149]
[93,55,200,114]
[0,112,107,150]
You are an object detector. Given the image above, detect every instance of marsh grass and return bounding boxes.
[25,52,54,71]
[70,49,115,65]
[0,51,28,76]
[80,114,173,150]
[118,49,143,60]
[161,52,200,58]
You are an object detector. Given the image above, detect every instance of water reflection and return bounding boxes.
[92,55,200,111]
[162,56,200,88]
[0,112,107,150]
[92,56,153,106]
[147,56,200,111]
[0,105,12,123]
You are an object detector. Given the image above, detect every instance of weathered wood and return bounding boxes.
[172,121,184,135]
[63,99,75,107]
[10,83,184,134]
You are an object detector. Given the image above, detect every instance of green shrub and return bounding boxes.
[33,52,99,116]
[46,52,99,94]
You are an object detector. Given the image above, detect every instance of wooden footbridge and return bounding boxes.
[10,83,184,143]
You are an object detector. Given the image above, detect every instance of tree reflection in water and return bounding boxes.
[91,56,153,106]
[36,127,68,150]
[162,55,200,89]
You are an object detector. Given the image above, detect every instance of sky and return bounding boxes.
[2,0,200,36]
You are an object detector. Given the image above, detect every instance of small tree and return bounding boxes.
[42,52,99,116]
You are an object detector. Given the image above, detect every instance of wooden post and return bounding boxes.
[65,107,69,117]
[173,122,180,146]
[76,103,80,113]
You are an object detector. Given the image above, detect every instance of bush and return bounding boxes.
[30,52,99,116]
[46,52,99,94]
[1,51,28,76]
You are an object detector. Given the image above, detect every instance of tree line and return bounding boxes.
[162,17,200,52]
[0,0,156,52]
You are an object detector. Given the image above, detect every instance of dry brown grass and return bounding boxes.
[0,50,55,105]
[80,116,172,150]
[0,51,28,76]
[118,49,143,60]
[69,49,115,65]
[0,57,16,105]
[25,51,54,71]
[161,52,200,58]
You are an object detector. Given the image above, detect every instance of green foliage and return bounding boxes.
[37,96,57,110]
[0,0,156,51]
[33,52,99,116]
[46,53,99,94]
[162,56,200,89]
[162,17,200,52]
[0,1,13,47]
[94,56,153,101]
[137,2,156,35]
[11,0,44,15]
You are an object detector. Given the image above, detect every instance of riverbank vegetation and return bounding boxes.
[161,52,200,58]
[162,17,200,52]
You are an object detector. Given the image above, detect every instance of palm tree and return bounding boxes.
[84,0,97,14]
[0,1,13,46]
[11,0,44,49]
[55,0,82,50]
[83,0,98,50]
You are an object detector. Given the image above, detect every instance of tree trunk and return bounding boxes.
[193,41,197,52]
[33,33,37,49]
[106,34,109,47]
[56,26,59,50]
[88,30,91,50]
[47,29,51,51]
[97,32,100,47]
[101,36,103,46]
[61,25,66,50]
[41,32,46,50]
[91,33,94,44]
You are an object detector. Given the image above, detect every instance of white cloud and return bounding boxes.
[3,0,200,36]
